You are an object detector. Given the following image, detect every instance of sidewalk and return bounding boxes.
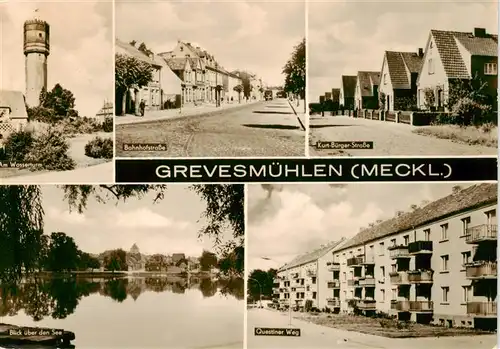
[287,99,306,130]
[116,100,260,126]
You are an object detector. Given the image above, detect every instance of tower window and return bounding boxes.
[39,33,42,38]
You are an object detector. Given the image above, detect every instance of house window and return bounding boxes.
[442,287,449,303]
[486,209,497,226]
[312,292,317,299]
[462,286,471,303]
[391,264,396,272]
[484,63,497,75]
[343,272,346,280]
[403,235,409,245]
[461,251,471,266]
[381,289,385,301]
[384,73,387,85]
[392,288,397,300]
[312,277,316,284]
[424,228,431,241]
[428,58,435,75]
[390,238,396,246]
[441,255,449,271]
[440,223,448,240]
[379,242,385,255]
[461,217,471,236]
[380,266,385,278]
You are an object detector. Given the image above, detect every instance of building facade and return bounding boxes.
[273,239,346,311]
[0,91,29,144]
[326,184,497,330]
[95,101,113,123]
[354,71,381,111]
[416,28,498,111]
[339,75,357,110]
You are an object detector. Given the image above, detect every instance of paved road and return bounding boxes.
[309,115,497,156]
[247,309,496,349]
[116,99,305,157]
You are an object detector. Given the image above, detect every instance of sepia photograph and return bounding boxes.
[308,0,498,157]
[246,183,497,349]
[114,0,305,158]
[0,1,114,183]
[0,184,244,349]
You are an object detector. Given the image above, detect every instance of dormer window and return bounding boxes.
[180,46,184,51]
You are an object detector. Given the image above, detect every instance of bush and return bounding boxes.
[451,97,492,126]
[305,299,313,312]
[27,106,61,124]
[3,130,35,162]
[24,127,76,171]
[84,137,113,159]
[103,117,113,132]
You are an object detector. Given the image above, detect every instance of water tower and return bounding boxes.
[23,13,50,107]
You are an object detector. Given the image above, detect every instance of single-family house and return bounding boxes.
[416,27,498,111]
[339,75,357,109]
[379,49,424,111]
[0,90,28,144]
[331,88,340,110]
[163,57,195,106]
[354,71,381,110]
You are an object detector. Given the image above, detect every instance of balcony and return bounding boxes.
[357,299,376,310]
[409,300,433,312]
[390,271,410,285]
[466,224,497,244]
[347,279,359,287]
[466,261,497,279]
[327,298,341,307]
[361,255,375,265]
[327,280,340,288]
[358,277,376,287]
[327,262,340,271]
[408,241,433,254]
[391,300,410,312]
[291,286,305,292]
[408,270,433,283]
[347,257,364,267]
[388,245,411,259]
[273,289,280,294]
[467,302,497,317]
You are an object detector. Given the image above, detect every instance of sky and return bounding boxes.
[41,185,232,258]
[115,0,305,87]
[308,0,498,102]
[0,1,113,117]
[247,182,475,271]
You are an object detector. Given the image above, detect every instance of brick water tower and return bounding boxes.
[23,15,50,107]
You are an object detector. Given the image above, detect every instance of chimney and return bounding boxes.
[474,28,487,37]
[418,48,424,57]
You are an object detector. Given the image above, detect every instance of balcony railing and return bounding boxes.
[409,300,433,312]
[347,279,359,287]
[408,270,433,283]
[327,262,341,271]
[465,224,498,244]
[408,241,433,254]
[357,299,376,310]
[465,261,497,279]
[291,286,305,291]
[388,245,410,259]
[327,280,340,288]
[391,300,410,312]
[467,301,497,316]
[358,277,376,286]
[347,257,364,267]
[327,298,341,307]
[390,271,410,285]
[361,255,375,265]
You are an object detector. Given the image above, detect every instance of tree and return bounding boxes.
[247,268,277,302]
[77,251,100,270]
[39,84,77,118]
[115,53,154,116]
[283,38,306,112]
[218,244,244,277]
[175,257,188,268]
[379,91,386,110]
[46,232,79,272]
[104,249,128,271]
[137,42,153,57]
[233,85,243,103]
[232,71,253,98]
[199,250,218,271]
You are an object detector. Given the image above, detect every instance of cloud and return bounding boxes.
[1,1,113,117]
[45,207,88,225]
[115,0,305,87]
[109,207,192,230]
[308,0,498,101]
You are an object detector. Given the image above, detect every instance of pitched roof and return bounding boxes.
[280,239,346,271]
[385,51,424,89]
[115,38,161,67]
[341,75,357,98]
[164,57,189,71]
[0,90,27,118]
[430,29,498,79]
[357,71,381,97]
[331,88,340,102]
[336,183,497,252]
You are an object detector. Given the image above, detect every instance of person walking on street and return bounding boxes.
[139,99,146,117]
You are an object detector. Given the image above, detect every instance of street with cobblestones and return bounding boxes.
[116,99,305,157]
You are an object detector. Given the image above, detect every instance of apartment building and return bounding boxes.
[273,239,346,310]
[328,183,497,330]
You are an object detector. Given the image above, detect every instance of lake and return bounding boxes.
[0,276,244,349]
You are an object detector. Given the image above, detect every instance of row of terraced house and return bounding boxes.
[115,39,264,115]
[318,27,497,113]
[273,183,497,330]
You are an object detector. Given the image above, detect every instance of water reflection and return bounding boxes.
[0,276,244,322]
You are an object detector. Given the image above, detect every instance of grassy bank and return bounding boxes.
[36,271,126,278]
[413,124,498,147]
[298,313,491,338]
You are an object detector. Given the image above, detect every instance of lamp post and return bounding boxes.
[248,277,263,308]
[215,63,219,107]
[261,257,292,327]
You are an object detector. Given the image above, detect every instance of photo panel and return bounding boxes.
[0,184,245,349]
[246,183,497,349]
[308,0,498,157]
[114,0,306,158]
[0,1,114,184]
